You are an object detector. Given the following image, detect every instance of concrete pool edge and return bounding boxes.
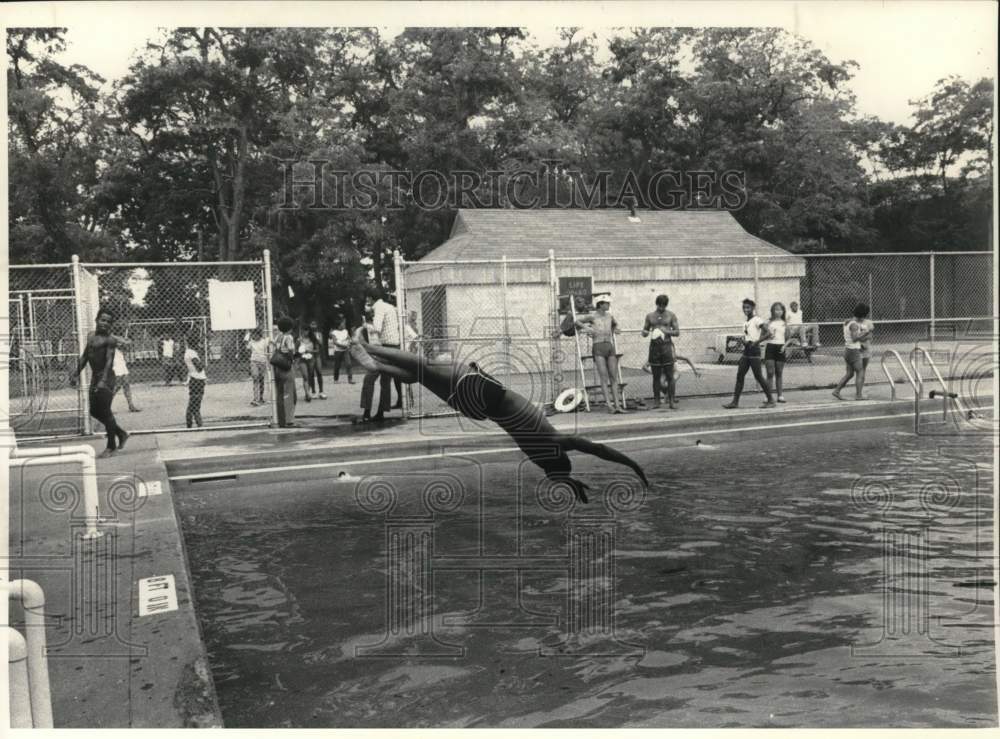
[164,396,994,481]
[7,434,226,728]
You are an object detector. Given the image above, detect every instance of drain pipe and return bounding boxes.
[7,627,33,728]
[8,453,102,539]
[6,580,54,727]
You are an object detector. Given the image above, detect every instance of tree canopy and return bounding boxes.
[7,26,994,324]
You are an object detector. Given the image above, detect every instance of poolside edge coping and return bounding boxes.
[162,395,992,480]
[6,434,225,728]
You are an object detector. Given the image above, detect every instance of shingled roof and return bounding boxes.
[418,208,794,261]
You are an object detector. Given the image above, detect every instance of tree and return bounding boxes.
[7,28,116,261]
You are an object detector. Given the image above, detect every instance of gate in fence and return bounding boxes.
[7,255,275,439]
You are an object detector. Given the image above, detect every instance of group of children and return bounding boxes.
[250,301,420,426]
[246,319,352,408]
[567,293,874,413]
[723,298,874,408]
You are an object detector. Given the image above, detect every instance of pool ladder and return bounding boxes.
[880,347,981,432]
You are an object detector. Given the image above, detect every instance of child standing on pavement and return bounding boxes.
[184,333,207,428]
[246,328,270,406]
[763,302,790,404]
[329,316,354,384]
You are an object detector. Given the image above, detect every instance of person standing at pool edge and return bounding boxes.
[642,294,679,409]
[723,298,775,409]
[70,307,128,457]
[577,293,625,413]
[272,316,298,427]
[833,303,874,401]
[763,302,790,403]
[355,308,382,422]
[371,286,405,413]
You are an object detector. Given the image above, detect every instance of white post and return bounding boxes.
[262,250,278,428]
[8,454,101,539]
[501,256,510,384]
[7,580,54,728]
[17,295,29,399]
[548,249,559,404]
[393,250,409,417]
[929,252,936,346]
[71,256,92,435]
[753,255,760,308]
[569,299,590,412]
[7,628,33,728]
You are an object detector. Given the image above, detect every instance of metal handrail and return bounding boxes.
[880,350,919,401]
[909,346,979,424]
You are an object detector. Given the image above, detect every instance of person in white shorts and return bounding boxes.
[112,341,141,412]
[787,301,820,347]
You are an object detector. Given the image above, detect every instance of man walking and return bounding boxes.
[723,298,775,409]
[641,294,680,409]
[70,308,129,457]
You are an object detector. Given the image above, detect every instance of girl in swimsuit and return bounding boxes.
[576,294,625,414]
[349,342,648,503]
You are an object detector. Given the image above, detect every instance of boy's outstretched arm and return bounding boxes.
[562,435,649,487]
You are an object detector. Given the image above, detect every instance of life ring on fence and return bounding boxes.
[554,387,585,413]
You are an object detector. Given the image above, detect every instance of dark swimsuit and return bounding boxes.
[446,362,506,420]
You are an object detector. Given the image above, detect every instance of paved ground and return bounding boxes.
[11,338,993,437]
[6,435,222,727]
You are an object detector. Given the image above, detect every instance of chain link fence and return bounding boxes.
[6,258,274,439]
[7,265,82,436]
[399,251,995,417]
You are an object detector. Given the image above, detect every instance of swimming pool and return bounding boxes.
[173,424,996,727]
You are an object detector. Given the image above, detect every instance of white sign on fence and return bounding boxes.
[138,575,178,617]
[208,279,257,330]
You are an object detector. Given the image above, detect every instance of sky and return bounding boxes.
[9,1,1000,125]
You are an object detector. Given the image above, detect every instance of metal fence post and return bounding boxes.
[393,250,409,418]
[262,249,279,428]
[753,255,760,308]
[71,256,91,435]
[501,255,511,385]
[929,252,936,345]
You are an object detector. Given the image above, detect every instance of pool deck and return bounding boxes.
[7,386,994,727]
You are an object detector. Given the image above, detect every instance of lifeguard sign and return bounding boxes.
[558,276,593,314]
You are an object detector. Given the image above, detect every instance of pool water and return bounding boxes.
[174,426,996,727]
